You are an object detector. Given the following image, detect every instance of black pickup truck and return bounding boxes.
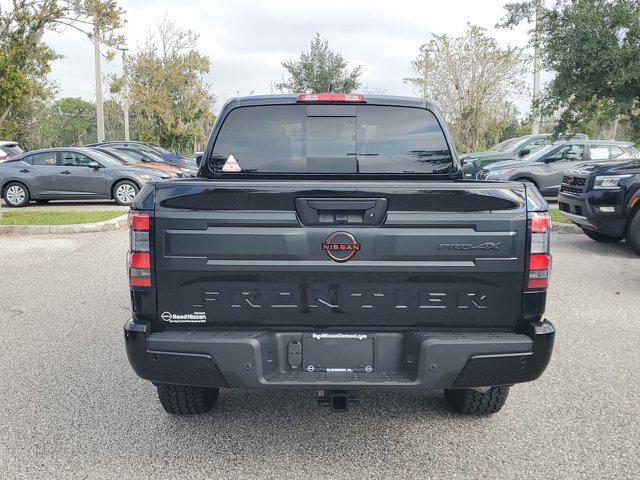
[124,94,555,415]
[558,156,640,254]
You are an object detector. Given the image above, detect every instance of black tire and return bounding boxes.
[444,386,509,415]
[2,181,30,207]
[581,228,623,243]
[625,210,640,255]
[157,384,219,415]
[35,199,50,204]
[112,180,139,206]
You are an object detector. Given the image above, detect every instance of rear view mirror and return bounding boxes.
[87,161,101,169]
[519,148,531,157]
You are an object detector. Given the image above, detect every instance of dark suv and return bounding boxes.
[558,150,640,254]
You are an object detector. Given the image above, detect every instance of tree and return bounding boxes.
[49,97,96,145]
[0,1,59,133]
[276,34,363,93]
[498,1,545,134]
[405,25,528,152]
[104,98,124,140]
[541,0,640,140]
[124,18,215,154]
[0,0,125,136]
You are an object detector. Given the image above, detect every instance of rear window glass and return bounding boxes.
[25,152,57,166]
[208,105,453,175]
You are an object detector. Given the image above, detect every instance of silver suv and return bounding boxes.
[478,140,636,195]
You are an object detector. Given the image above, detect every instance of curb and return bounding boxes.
[552,222,582,234]
[0,213,128,235]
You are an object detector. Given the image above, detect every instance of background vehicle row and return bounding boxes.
[477,140,637,195]
[87,141,198,176]
[0,147,174,207]
[460,133,589,178]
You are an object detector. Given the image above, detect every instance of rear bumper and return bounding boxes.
[124,320,555,390]
[558,190,627,237]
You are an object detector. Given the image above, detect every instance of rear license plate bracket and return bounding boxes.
[302,333,374,373]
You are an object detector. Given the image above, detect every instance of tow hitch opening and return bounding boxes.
[317,390,360,411]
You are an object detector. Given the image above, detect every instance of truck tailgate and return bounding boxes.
[153,180,527,329]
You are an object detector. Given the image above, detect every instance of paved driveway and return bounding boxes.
[0,231,638,479]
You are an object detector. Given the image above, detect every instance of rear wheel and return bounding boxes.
[157,384,220,415]
[625,210,640,255]
[3,182,30,207]
[444,386,509,415]
[581,228,623,243]
[113,180,139,206]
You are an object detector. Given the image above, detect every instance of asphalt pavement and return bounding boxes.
[0,230,638,479]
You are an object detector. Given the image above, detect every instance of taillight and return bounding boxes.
[128,212,151,288]
[297,93,366,103]
[527,212,551,291]
[128,252,150,269]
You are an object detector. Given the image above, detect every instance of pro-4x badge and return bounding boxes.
[222,154,241,172]
[438,241,502,251]
[322,232,361,262]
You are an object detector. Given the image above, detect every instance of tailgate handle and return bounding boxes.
[295,198,388,226]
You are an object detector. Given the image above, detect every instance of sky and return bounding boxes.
[39,0,539,115]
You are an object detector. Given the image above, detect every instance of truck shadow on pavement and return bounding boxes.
[159,387,489,433]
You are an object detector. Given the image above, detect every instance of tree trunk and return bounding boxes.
[0,107,10,129]
[611,117,619,139]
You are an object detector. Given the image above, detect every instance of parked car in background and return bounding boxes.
[0,147,173,207]
[0,141,24,162]
[90,146,185,177]
[460,133,589,178]
[87,140,185,161]
[477,140,635,195]
[558,150,640,253]
[87,141,198,176]
[111,146,198,177]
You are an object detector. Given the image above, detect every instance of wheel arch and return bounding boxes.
[2,178,31,197]
[626,191,640,216]
[512,176,539,188]
[110,177,141,199]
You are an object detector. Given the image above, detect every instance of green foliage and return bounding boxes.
[127,19,215,155]
[276,34,363,94]
[49,97,96,145]
[542,0,640,140]
[69,0,126,47]
[0,0,126,139]
[497,1,538,29]
[550,209,571,224]
[0,209,124,226]
[0,1,61,135]
[405,25,528,153]
[103,98,124,140]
